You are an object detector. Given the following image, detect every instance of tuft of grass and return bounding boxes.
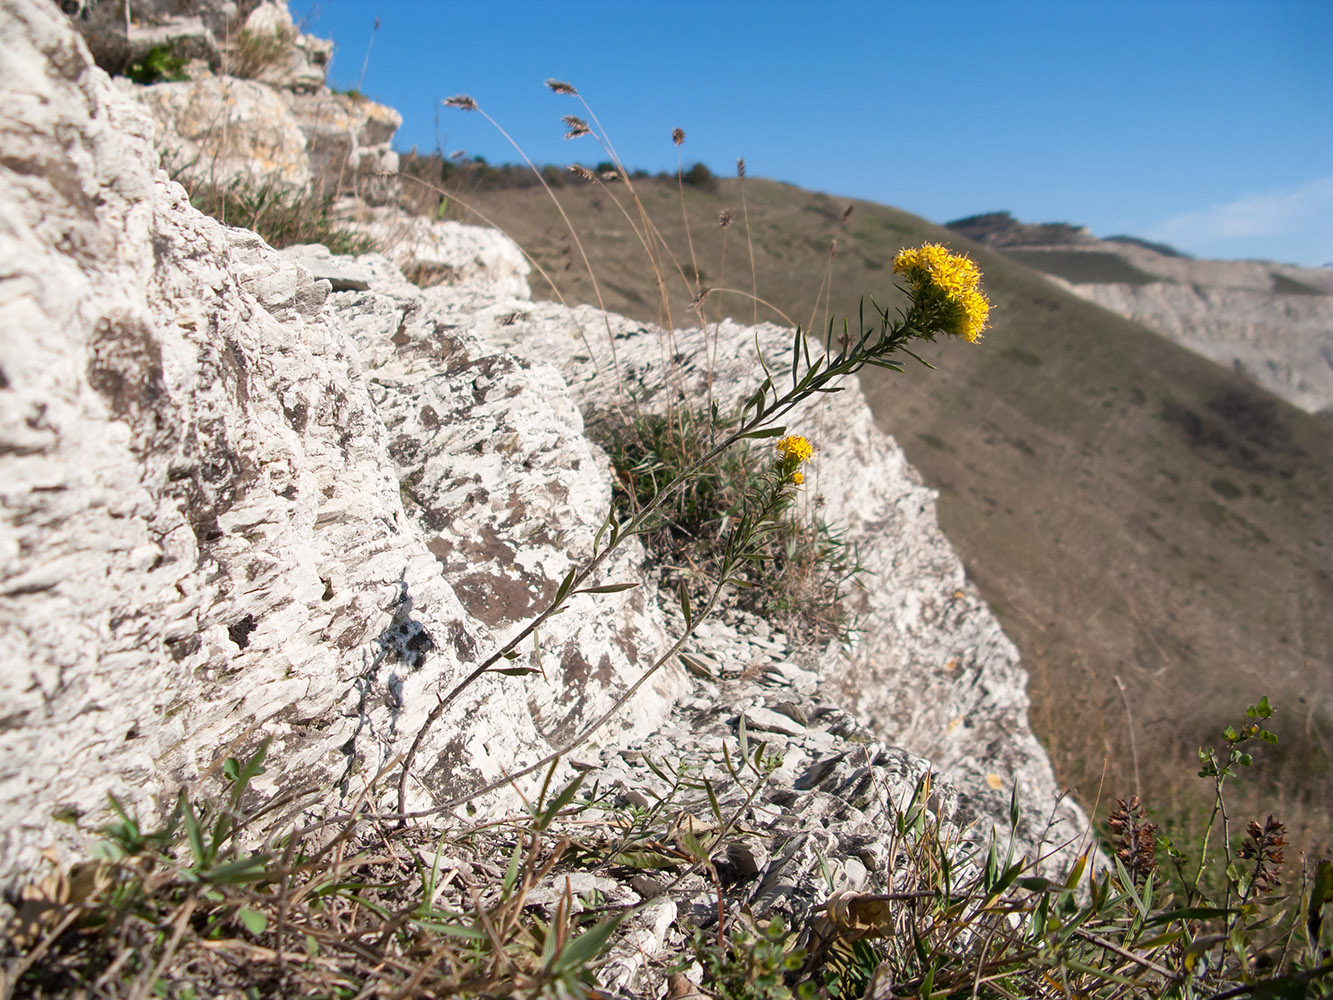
[225,25,295,81]
[6,702,1331,998]
[594,408,865,650]
[185,180,377,256]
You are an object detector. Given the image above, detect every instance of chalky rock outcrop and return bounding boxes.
[64,0,331,91]
[441,305,1089,863]
[84,0,402,203]
[0,0,682,883]
[2,0,1086,898]
[140,75,313,188]
[1061,271,1333,418]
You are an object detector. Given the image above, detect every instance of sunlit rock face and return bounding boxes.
[0,0,681,883]
[2,0,1084,892]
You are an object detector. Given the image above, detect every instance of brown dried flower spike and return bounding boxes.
[1107,795,1158,885]
[545,79,578,95]
[1238,815,1287,892]
[672,127,685,146]
[443,95,477,111]
[718,210,734,229]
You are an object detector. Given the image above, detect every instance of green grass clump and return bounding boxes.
[595,408,865,650]
[185,180,376,256]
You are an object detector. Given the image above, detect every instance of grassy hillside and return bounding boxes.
[434,173,1332,850]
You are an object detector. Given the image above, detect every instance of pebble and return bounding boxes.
[740,706,809,737]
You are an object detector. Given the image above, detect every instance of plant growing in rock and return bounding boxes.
[224,24,295,80]
[124,43,189,85]
[598,408,866,649]
[182,177,377,256]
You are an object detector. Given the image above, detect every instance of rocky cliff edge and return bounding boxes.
[0,0,1086,921]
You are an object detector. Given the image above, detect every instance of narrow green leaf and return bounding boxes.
[572,582,639,595]
[552,913,625,973]
[703,778,722,825]
[180,792,207,869]
[502,837,523,895]
[679,580,692,629]
[1136,929,1184,950]
[493,667,538,676]
[554,567,577,606]
[738,425,787,440]
[1143,905,1235,926]
[591,504,616,555]
[238,908,267,934]
[203,853,270,884]
[536,773,586,831]
[434,922,488,941]
[1065,850,1089,891]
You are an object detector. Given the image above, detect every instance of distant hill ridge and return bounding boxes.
[944,211,1333,416]
[947,210,1187,258]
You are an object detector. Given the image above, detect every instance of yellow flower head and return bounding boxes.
[791,470,804,486]
[893,243,991,342]
[776,435,814,464]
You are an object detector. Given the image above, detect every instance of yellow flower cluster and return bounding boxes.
[776,435,813,487]
[893,243,991,342]
[776,435,814,463]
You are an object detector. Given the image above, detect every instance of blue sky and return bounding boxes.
[290,1,1332,266]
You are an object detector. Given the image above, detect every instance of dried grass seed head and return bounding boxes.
[443,95,478,111]
[672,127,685,146]
[718,209,734,228]
[736,157,747,177]
[545,79,578,95]
[569,164,598,182]
[561,115,590,139]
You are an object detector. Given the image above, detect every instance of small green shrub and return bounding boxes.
[686,916,810,1000]
[595,409,865,649]
[124,44,189,85]
[682,162,719,192]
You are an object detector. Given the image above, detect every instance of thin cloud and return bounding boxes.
[1148,176,1333,249]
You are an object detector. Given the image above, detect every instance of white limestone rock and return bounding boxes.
[139,75,312,189]
[478,303,1091,862]
[350,212,533,298]
[237,1,330,94]
[285,91,402,204]
[0,0,683,884]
